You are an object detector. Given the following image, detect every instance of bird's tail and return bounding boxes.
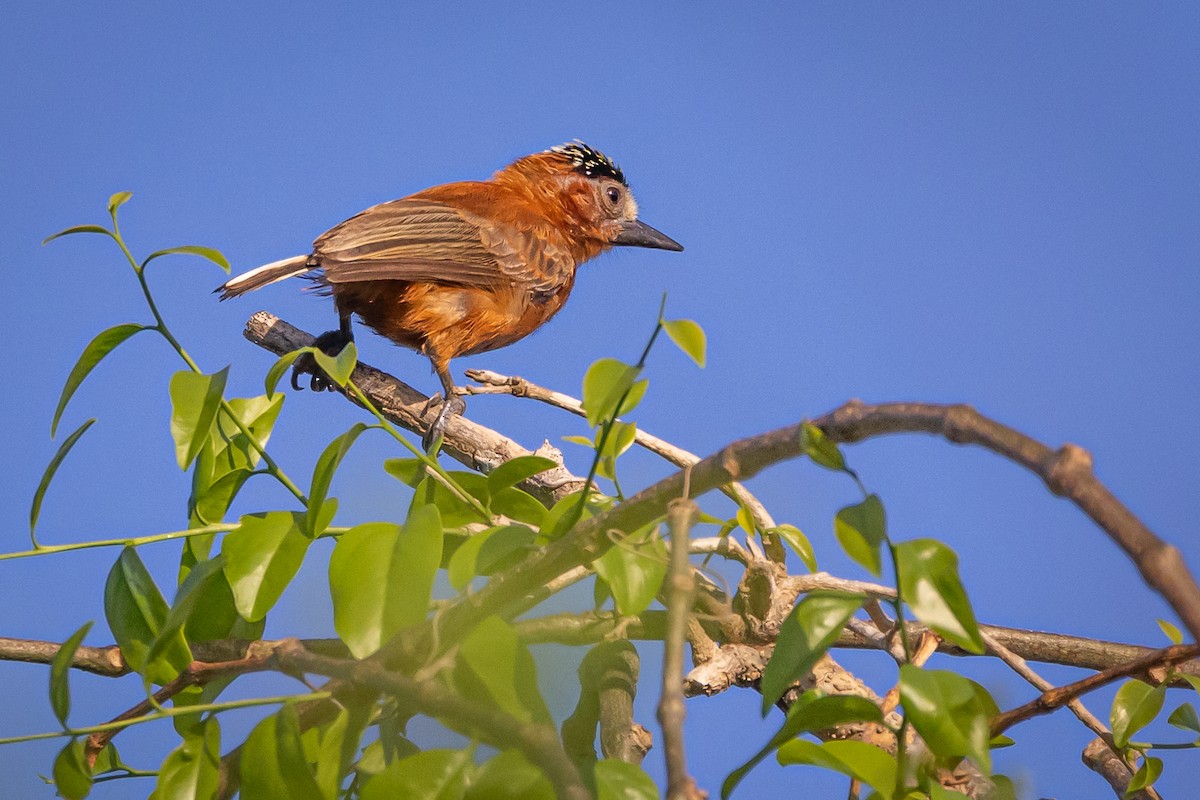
[215,255,312,300]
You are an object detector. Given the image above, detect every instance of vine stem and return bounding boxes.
[109,222,308,505]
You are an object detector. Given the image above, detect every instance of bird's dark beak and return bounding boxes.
[613,219,684,252]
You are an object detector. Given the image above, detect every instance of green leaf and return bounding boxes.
[49,622,93,728]
[594,759,658,800]
[169,368,230,471]
[221,512,312,622]
[153,716,220,800]
[1157,618,1183,645]
[899,665,993,773]
[265,350,307,398]
[1111,679,1166,748]
[1126,755,1163,795]
[582,358,640,427]
[456,616,550,725]
[487,455,557,495]
[1167,701,1200,734]
[142,245,231,273]
[775,739,897,796]
[147,557,226,670]
[895,538,984,654]
[490,487,548,527]
[466,750,554,800]
[598,421,638,481]
[31,418,96,541]
[384,457,426,488]
[104,547,191,685]
[53,738,92,800]
[767,524,817,572]
[760,592,864,713]
[800,422,846,471]
[108,191,133,219]
[662,318,707,367]
[240,705,324,800]
[212,393,286,473]
[410,473,487,528]
[361,748,472,800]
[306,422,371,536]
[593,523,668,616]
[42,224,114,245]
[312,340,358,388]
[52,323,149,437]
[329,507,443,658]
[447,525,537,591]
[833,495,886,577]
[722,692,882,799]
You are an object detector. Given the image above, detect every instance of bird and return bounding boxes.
[216,142,683,448]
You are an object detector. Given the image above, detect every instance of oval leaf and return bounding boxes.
[455,615,550,725]
[466,750,554,800]
[265,349,307,398]
[663,318,707,367]
[53,738,92,800]
[834,495,885,577]
[312,340,358,388]
[31,418,96,542]
[42,224,114,245]
[306,422,371,536]
[329,506,443,658]
[142,245,231,273]
[593,523,668,617]
[1111,679,1165,748]
[104,547,191,685]
[169,368,230,471]
[53,323,149,437]
[800,422,845,472]
[775,739,897,795]
[361,748,472,800]
[760,592,864,713]
[221,512,312,622]
[240,705,324,800]
[768,524,817,572]
[895,538,984,654]
[50,621,94,728]
[899,665,993,773]
[594,759,658,800]
[108,191,133,218]
[582,358,640,427]
[153,717,221,800]
[487,455,557,495]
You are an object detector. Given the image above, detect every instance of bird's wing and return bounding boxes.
[314,197,575,291]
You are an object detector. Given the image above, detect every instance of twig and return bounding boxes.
[465,368,775,560]
[991,643,1200,736]
[813,400,1200,642]
[659,499,703,800]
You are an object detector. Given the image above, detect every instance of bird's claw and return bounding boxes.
[421,392,467,452]
[290,330,352,393]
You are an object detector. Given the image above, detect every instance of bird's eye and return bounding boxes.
[606,187,622,205]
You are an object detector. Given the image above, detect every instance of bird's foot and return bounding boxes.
[421,392,467,452]
[291,329,353,392]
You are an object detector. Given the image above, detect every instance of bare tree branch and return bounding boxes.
[813,400,1200,642]
[659,499,704,800]
[992,643,1200,736]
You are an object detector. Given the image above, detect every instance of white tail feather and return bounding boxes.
[216,255,310,299]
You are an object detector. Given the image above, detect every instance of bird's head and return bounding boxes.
[498,141,684,253]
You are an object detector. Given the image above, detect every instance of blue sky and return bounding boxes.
[2,3,1198,797]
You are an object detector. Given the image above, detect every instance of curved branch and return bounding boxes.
[812,401,1200,642]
